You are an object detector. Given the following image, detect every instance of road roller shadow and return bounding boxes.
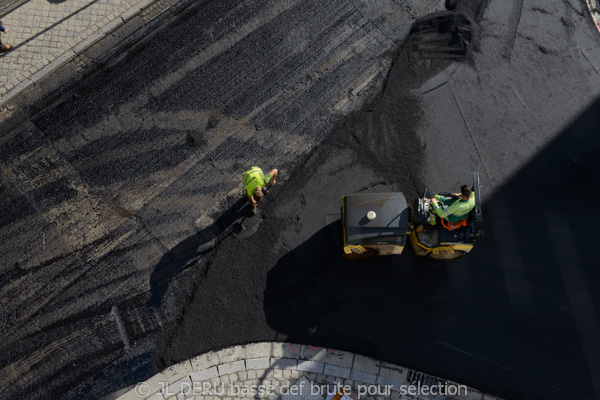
[464,95,600,399]
[263,219,453,357]
[147,197,254,307]
[262,91,600,398]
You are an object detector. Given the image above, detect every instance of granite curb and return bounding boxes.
[113,342,503,400]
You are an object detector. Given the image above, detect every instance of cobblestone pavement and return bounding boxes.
[0,0,178,105]
[115,343,502,400]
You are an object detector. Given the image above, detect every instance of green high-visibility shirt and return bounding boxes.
[243,166,272,198]
[432,192,475,222]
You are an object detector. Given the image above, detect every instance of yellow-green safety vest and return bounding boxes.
[243,166,269,197]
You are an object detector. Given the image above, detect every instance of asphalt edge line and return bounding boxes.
[110,342,503,400]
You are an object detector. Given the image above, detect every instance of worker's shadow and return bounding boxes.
[147,196,253,307]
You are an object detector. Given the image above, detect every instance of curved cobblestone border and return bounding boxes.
[115,342,502,400]
[585,0,600,33]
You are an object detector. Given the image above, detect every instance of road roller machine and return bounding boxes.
[341,173,484,260]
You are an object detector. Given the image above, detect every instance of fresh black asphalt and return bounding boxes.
[1,0,599,399]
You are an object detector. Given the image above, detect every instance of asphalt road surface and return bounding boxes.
[1,0,600,399]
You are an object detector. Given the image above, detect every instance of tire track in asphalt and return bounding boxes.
[1,0,442,398]
[162,2,600,399]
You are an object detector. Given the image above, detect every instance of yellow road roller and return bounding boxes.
[341,173,484,261]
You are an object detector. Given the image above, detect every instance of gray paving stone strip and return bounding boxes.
[0,0,182,105]
[114,342,503,400]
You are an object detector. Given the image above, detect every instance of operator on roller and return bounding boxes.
[243,166,278,208]
[428,184,475,230]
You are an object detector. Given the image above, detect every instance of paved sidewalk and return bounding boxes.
[112,343,502,400]
[0,0,179,105]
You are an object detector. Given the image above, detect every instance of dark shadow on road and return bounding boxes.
[147,196,254,307]
[474,94,600,400]
[264,219,450,356]
[263,96,600,400]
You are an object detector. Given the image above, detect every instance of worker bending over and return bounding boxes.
[428,184,475,230]
[243,166,278,207]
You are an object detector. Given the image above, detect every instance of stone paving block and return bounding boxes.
[324,349,354,368]
[245,342,272,359]
[350,370,378,385]
[147,391,166,400]
[113,386,147,400]
[190,366,219,383]
[101,16,125,35]
[51,49,77,71]
[375,375,402,392]
[300,345,328,362]
[452,386,483,400]
[352,355,380,374]
[142,372,169,398]
[296,360,325,373]
[217,360,245,375]
[191,352,220,372]
[269,342,300,359]
[216,345,246,364]
[122,5,142,21]
[270,357,297,370]
[246,357,270,370]
[164,360,194,384]
[73,33,103,55]
[162,376,192,398]
[323,364,351,379]
[281,376,324,400]
[378,363,407,382]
